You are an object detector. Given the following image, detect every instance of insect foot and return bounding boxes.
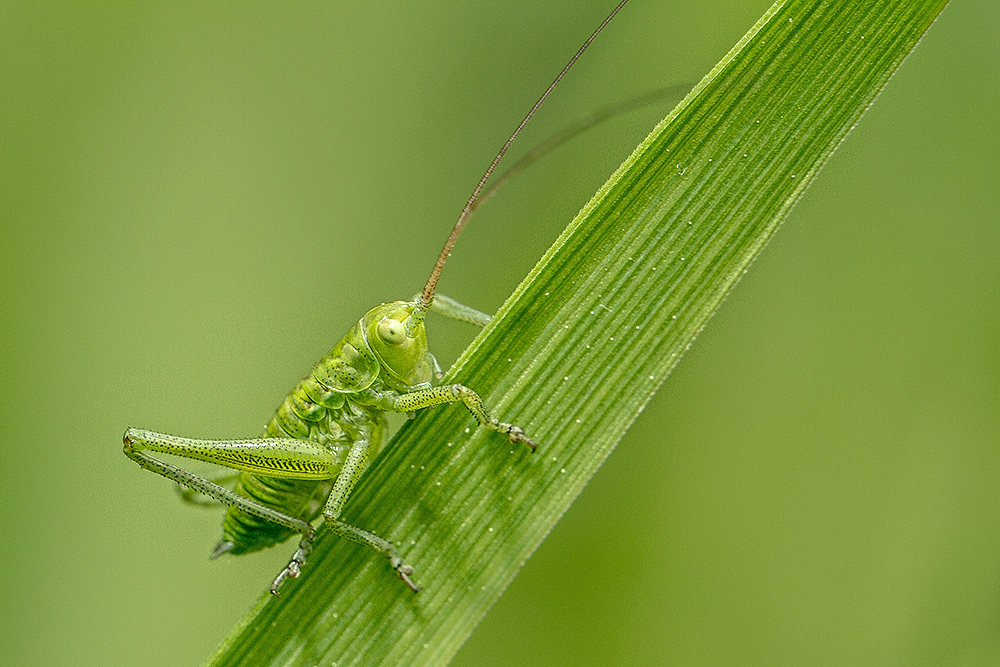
[506,425,538,452]
[271,561,302,597]
[392,556,421,593]
[270,561,300,596]
[270,540,313,596]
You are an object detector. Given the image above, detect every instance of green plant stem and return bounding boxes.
[204,1,950,665]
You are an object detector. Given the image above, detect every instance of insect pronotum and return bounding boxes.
[123,0,631,595]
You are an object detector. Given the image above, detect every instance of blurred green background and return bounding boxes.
[1,1,996,665]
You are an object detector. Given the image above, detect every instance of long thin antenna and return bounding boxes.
[474,83,690,215]
[409,0,631,329]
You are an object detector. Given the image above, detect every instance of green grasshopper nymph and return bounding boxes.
[123,0,631,595]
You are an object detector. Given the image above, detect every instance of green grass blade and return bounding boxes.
[205,1,949,665]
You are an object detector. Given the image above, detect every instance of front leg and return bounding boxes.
[414,292,492,327]
[366,384,537,452]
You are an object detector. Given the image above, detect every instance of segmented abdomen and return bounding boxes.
[221,380,358,555]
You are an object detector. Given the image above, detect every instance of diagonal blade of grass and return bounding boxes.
[205,1,950,665]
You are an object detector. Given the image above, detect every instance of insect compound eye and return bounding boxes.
[377,318,407,346]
